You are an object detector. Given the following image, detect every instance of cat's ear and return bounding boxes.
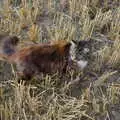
[71,40,90,46]
[70,40,79,48]
[71,40,78,45]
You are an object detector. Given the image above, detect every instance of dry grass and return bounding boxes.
[0,0,120,120]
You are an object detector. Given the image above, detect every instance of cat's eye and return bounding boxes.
[83,48,89,53]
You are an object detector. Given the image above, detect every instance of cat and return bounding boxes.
[0,36,91,80]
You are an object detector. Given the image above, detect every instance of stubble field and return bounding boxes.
[0,0,120,120]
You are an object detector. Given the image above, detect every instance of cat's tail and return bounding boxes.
[0,35,19,61]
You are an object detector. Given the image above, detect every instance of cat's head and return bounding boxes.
[69,40,92,69]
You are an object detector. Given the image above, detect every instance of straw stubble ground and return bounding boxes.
[0,0,120,120]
